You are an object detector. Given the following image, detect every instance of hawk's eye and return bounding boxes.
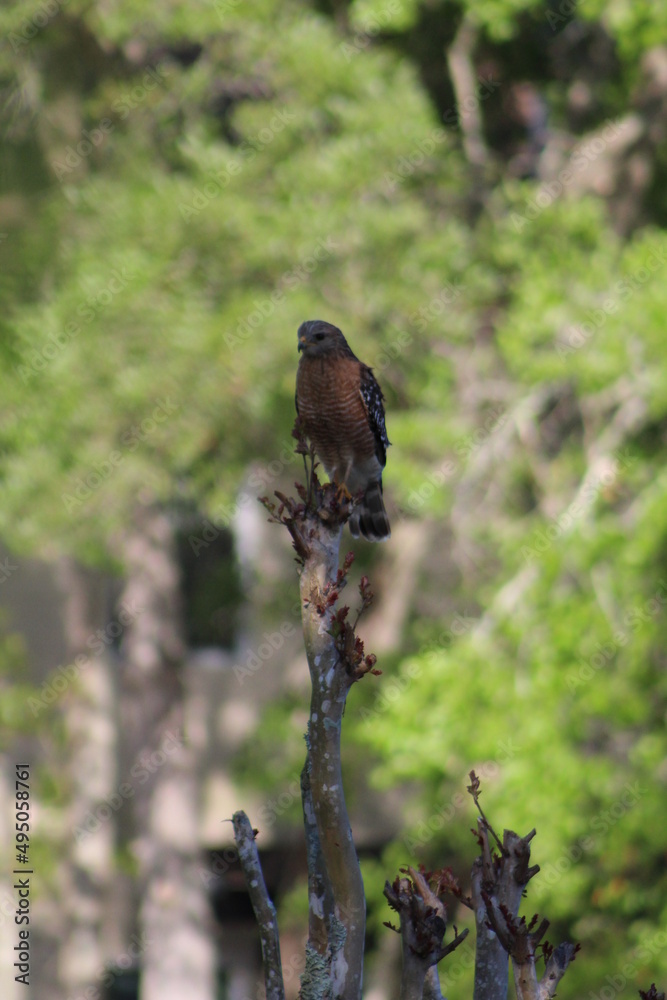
[315,332,326,341]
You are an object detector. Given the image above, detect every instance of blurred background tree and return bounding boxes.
[1,0,666,996]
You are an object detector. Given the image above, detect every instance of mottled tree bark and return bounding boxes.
[471,819,540,1000]
[298,515,365,998]
[300,762,334,960]
[471,854,510,1000]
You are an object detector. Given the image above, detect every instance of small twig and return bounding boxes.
[302,451,311,503]
[467,770,506,854]
[232,811,285,1000]
[351,574,375,631]
[304,443,317,508]
[293,416,319,510]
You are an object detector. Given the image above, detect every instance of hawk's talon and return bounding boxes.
[335,482,354,504]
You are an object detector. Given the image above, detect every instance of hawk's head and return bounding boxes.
[297,319,349,358]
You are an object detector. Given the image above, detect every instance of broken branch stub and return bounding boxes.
[465,774,579,1000]
[385,867,469,1000]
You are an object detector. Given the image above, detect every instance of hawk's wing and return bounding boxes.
[359,364,390,468]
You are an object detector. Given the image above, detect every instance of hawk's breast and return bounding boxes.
[296,355,378,484]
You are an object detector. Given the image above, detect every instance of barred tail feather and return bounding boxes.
[349,480,390,542]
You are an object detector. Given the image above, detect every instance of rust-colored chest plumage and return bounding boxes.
[296,353,376,482]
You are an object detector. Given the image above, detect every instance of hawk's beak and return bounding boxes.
[298,337,307,352]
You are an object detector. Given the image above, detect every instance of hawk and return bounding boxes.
[295,319,391,541]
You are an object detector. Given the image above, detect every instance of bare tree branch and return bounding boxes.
[507,918,548,1000]
[232,811,285,1000]
[537,943,579,1000]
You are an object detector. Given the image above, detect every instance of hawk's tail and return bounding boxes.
[349,480,391,542]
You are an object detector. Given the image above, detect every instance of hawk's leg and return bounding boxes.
[333,459,354,505]
[334,482,353,504]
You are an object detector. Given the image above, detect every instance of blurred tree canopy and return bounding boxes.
[1,0,667,996]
